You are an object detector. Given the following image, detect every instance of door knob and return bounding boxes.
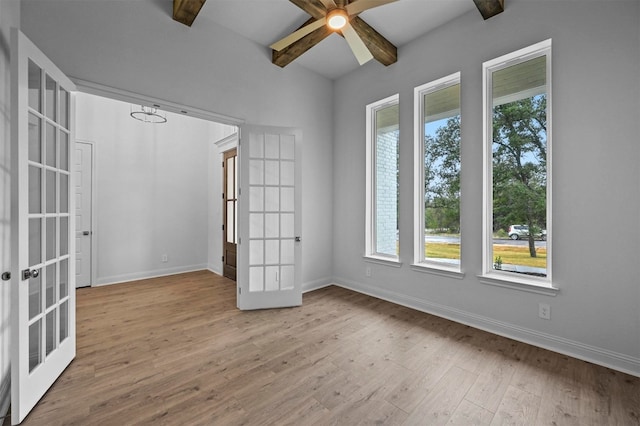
[22,269,40,280]
[1,272,10,281]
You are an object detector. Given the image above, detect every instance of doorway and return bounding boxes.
[223,148,237,281]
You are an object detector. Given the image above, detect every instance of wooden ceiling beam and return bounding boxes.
[173,0,207,27]
[349,17,397,66]
[273,18,334,68]
[472,0,504,20]
[289,0,327,20]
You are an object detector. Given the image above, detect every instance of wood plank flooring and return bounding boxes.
[17,271,640,425]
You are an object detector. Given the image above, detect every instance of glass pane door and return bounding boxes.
[25,59,72,373]
[11,28,76,424]
[237,126,301,310]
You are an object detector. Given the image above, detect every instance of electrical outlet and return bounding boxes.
[538,303,550,320]
[161,254,168,263]
[365,267,371,277]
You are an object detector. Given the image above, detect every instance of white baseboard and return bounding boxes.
[95,264,208,286]
[332,276,640,378]
[302,277,333,293]
[207,264,223,276]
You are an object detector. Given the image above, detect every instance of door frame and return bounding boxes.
[75,140,97,288]
[215,133,239,277]
[72,78,243,128]
[222,148,238,281]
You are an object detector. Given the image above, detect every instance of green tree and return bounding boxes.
[492,95,547,257]
[424,116,460,233]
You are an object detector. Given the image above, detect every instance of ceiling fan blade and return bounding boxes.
[270,17,327,51]
[341,22,374,65]
[346,0,398,16]
[273,17,334,67]
[317,0,338,9]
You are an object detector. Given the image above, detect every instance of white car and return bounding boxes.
[508,225,546,240]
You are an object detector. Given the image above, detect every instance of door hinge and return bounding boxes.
[238,287,241,294]
[222,224,225,231]
[222,256,224,262]
[222,192,225,199]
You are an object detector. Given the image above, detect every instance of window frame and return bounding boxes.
[413,72,464,277]
[481,39,556,292]
[365,93,400,263]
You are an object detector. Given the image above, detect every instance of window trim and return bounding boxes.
[481,39,554,290]
[413,72,463,275]
[365,93,400,262]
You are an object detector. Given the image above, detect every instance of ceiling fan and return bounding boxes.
[171,0,506,69]
[270,0,399,68]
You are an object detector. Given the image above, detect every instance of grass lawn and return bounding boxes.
[426,242,546,268]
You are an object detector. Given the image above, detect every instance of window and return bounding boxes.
[366,94,400,261]
[414,73,462,273]
[482,40,553,288]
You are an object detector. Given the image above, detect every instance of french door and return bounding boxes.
[237,126,301,310]
[10,29,76,424]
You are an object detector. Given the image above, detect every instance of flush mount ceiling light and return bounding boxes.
[327,8,348,30]
[130,104,167,124]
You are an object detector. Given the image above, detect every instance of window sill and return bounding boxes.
[363,255,403,268]
[411,263,465,280]
[478,272,559,296]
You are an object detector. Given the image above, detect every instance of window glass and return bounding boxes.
[366,95,399,259]
[415,74,461,269]
[484,40,551,283]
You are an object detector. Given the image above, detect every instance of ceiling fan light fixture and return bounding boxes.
[327,9,348,30]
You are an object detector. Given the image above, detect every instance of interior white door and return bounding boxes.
[10,29,76,425]
[237,125,301,310]
[75,142,92,288]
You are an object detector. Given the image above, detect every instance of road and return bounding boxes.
[425,235,547,248]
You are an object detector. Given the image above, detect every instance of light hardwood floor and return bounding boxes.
[16,271,640,425]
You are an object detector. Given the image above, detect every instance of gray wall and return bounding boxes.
[0,0,20,417]
[21,0,335,291]
[332,1,640,375]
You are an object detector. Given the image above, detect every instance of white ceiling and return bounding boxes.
[194,0,478,79]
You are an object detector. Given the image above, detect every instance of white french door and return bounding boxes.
[237,125,301,310]
[10,29,76,424]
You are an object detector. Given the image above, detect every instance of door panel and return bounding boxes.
[75,142,92,288]
[237,126,301,310]
[11,29,76,425]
